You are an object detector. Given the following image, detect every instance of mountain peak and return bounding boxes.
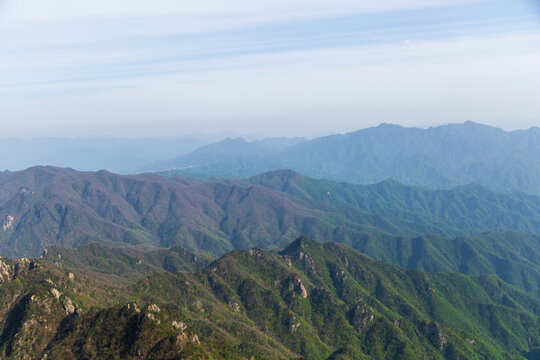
[249,169,302,181]
[376,122,404,129]
[24,165,75,173]
[433,121,501,132]
[280,236,318,255]
[248,169,303,190]
[222,137,247,144]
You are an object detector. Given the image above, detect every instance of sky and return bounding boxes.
[0,0,539,138]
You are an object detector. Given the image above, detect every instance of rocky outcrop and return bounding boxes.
[287,275,308,298]
[347,302,374,332]
[0,257,12,283]
[2,216,14,232]
[0,257,37,284]
[422,321,447,351]
[0,285,76,359]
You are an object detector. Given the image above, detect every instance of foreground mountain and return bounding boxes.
[40,230,540,293]
[1,238,539,359]
[155,122,540,194]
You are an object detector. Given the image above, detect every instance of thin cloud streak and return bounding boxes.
[0,0,538,137]
[1,33,539,137]
[1,2,534,91]
[3,0,476,22]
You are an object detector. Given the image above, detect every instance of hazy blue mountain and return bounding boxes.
[154,122,540,194]
[145,136,305,172]
[253,136,307,151]
[0,135,226,173]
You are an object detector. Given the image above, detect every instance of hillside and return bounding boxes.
[0,166,385,257]
[2,167,540,292]
[42,243,213,281]
[248,169,540,237]
[1,238,539,359]
[154,122,540,194]
[37,231,540,293]
[335,231,540,291]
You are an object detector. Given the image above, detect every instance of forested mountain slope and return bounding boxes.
[2,167,540,292]
[1,238,538,359]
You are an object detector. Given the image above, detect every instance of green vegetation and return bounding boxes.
[248,169,540,237]
[42,242,212,280]
[0,238,538,359]
[2,167,540,293]
[321,231,540,291]
[2,167,540,261]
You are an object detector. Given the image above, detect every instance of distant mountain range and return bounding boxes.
[1,238,538,359]
[145,136,305,172]
[0,135,306,174]
[4,123,540,195]
[0,135,226,173]
[2,167,540,291]
[152,122,540,194]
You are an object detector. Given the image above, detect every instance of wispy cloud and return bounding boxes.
[3,0,476,22]
[0,0,538,136]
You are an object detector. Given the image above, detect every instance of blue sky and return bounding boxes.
[0,0,539,137]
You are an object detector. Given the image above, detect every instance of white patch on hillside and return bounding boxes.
[2,216,14,232]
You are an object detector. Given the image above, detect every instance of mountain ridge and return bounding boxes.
[154,122,540,194]
[1,237,539,359]
[2,167,540,290]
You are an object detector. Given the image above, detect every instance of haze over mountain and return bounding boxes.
[2,0,539,358]
[145,136,305,172]
[0,135,226,173]
[154,122,540,195]
[4,122,539,197]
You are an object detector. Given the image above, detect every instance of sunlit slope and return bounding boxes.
[1,238,538,359]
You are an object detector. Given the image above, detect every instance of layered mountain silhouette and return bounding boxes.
[152,122,540,194]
